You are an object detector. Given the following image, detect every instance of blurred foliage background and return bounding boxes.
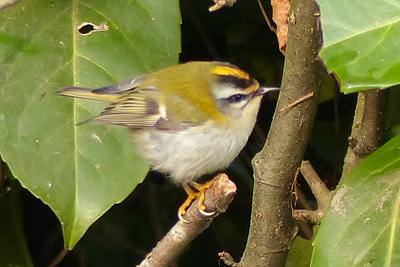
[0,0,380,266]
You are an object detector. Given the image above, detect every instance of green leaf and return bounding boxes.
[311,134,400,266]
[0,0,181,248]
[0,180,34,267]
[285,235,314,267]
[316,0,400,93]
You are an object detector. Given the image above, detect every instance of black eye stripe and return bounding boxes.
[216,75,253,89]
[227,94,249,103]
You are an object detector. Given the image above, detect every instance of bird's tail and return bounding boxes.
[58,87,120,103]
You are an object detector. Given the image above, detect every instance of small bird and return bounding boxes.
[58,61,278,220]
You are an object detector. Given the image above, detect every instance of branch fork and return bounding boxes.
[292,161,334,225]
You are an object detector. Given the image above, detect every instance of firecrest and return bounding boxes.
[58,61,278,220]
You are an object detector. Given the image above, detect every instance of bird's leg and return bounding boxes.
[178,184,200,221]
[178,179,216,222]
[189,180,216,216]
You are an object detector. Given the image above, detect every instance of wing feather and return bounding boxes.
[64,76,193,131]
[85,90,162,128]
[92,76,147,95]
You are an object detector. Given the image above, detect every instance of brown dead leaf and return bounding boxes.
[271,0,290,53]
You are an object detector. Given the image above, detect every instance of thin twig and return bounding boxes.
[219,251,238,266]
[208,0,237,12]
[292,161,333,225]
[137,174,237,267]
[279,92,314,112]
[291,167,300,203]
[48,248,69,267]
[257,0,276,32]
[300,161,332,209]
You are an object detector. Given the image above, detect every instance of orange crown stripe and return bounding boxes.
[211,65,250,80]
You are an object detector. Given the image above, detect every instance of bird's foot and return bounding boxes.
[178,179,216,222]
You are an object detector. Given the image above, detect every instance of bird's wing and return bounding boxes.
[60,76,199,130]
[86,88,193,131]
[84,87,159,128]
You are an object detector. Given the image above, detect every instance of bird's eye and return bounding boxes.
[227,94,247,103]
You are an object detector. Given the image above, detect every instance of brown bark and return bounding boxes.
[341,89,388,178]
[238,0,324,266]
[292,161,333,225]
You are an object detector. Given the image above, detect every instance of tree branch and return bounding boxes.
[137,173,236,267]
[292,161,333,225]
[341,89,388,178]
[299,161,332,211]
[238,0,324,266]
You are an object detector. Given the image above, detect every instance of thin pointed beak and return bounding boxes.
[257,86,280,96]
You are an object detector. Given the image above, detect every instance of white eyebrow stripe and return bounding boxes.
[212,85,248,100]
